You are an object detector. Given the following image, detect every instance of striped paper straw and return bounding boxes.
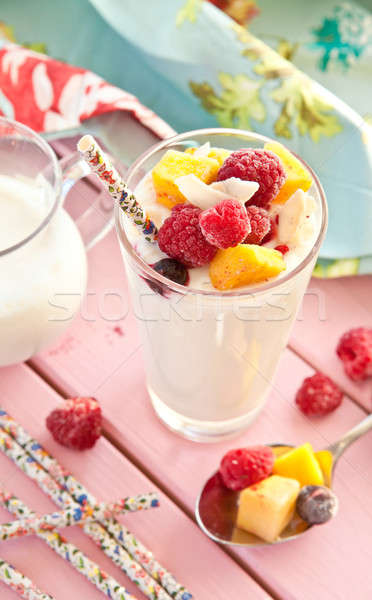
[77,135,158,243]
[0,492,159,541]
[0,491,139,600]
[0,558,54,600]
[0,429,172,600]
[0,408,192,600]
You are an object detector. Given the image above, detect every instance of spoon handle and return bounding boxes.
[327,413,372,463]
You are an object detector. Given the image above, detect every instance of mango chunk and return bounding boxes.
[315,450,333,486]
[264,141,313,204]
[273,443,324,487]
[185,146,231,166]
[208,148,231,166]
[152,150,219,209]
[209,244,286,291]
[237,475,300,543]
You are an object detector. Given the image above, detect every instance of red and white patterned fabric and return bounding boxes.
[0,43,175,138]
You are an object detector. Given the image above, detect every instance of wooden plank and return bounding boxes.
[0,364,269,600]
[52,346,372,600]
[29,226,372,599]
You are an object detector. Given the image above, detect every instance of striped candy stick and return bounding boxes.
[0,408,192,600]
[77,135,158,243]
[0,428,172,600]
[0,490,140,600]
[0,558,54,600]
[0,492,159,541]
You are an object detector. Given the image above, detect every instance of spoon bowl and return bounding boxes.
[196,414,372,547]
[196,444,309,547]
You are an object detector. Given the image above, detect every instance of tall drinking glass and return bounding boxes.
[115,129,327,442]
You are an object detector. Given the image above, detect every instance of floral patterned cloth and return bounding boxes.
[83,0,372,277]
[0,0,371,277]
[0,45,173,138]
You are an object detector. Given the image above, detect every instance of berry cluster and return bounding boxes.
[157,149,287,270]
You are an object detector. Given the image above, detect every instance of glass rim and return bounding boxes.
[115,127,328,298]
[0,116,62,257]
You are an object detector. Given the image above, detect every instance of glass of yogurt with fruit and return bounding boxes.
[0,117,108,366]
[115,129,327,441]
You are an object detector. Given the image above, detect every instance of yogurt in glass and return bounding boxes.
[115,129,327,442]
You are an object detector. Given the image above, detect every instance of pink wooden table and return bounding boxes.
[1,130,372,600]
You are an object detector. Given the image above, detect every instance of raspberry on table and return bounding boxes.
[217,149,286,208]
[199,198,250,249]
[336,327,372,381]
[219,445,274,491]
[46,397,102,450]
[295,373,343,417]
[244,206,271,244]
[158,204,217,267]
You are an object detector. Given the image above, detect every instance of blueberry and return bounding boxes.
[296,485,338,525]
[152,258,189,286]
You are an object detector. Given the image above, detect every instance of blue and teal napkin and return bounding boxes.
[1,0,371,276]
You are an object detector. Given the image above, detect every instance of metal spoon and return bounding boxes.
[196,413,372,547]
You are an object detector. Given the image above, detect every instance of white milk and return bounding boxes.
[119,175,322,440]
[0,175,87,365]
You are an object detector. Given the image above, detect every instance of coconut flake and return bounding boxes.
[175,175,259,210]
[192,142,211,158]
[211,177,259,204]
[176,175,231,210]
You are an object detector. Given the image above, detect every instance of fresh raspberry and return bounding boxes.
[217,149,286,208]
[336,327,372,381]
[295,373,343,416]
[199,199,250,249]
[261,215,277,244]
[46,397,102,450]
[158,204,217,267]
[219,445,274,491]
[244,206,271,244]
[275,244,289,255]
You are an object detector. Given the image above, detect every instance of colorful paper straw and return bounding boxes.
[0,492,159,541]
[0,408,192,600]
[0,491,139,600]
[77,134,158,243]
[0,558,54,600]
[0,428,172,600]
